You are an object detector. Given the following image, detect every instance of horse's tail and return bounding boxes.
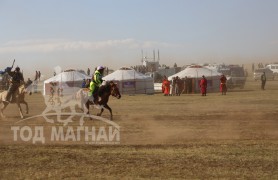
[76,89,89,100]
[0,92,2,103]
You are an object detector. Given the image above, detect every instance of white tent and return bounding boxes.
[168,65,221,93]
[103,67,154,94]
[43,70,91,95]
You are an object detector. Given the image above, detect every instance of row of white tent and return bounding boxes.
[43,66,221,95]
[43,67,154,95]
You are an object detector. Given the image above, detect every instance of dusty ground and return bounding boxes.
[0,77,278,179]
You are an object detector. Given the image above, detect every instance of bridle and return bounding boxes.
[110,83,121,99]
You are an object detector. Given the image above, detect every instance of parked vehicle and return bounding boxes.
[218,65,246,89]
[253,68,274,81]
[265,64,278,75]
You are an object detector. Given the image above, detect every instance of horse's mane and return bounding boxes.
[98,83,111,97]
[18,84,26,94]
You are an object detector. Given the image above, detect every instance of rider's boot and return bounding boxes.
[93,96,103,109]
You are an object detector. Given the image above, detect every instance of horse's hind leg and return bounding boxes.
[1,102,9,118]
[85,101,90,114]
[85,101,93,120]
[0,102,8,118]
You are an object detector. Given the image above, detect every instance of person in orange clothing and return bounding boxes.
[162,76,170,96]
[220,74,227,95]
[199,75,207,96]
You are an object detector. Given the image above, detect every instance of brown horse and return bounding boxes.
[77,81,121,120]
[0,84,31,119]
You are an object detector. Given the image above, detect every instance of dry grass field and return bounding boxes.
[1,77,278,179]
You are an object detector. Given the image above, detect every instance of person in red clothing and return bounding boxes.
[162,76,170,96]
[199,75,207,96]
[220,74,227,95]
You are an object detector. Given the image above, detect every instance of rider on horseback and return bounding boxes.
[89,66,105,104]
[4,66,24,103]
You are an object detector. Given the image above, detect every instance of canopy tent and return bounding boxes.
[103,67,154,94]
[168,65,221,93]
[43,70,91,95]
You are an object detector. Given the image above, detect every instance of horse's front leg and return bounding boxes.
[99,104,113,120]
[97,108,104,117]
[17,102,24,119]
[21,100,29,114]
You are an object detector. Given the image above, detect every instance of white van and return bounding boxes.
[266,64,278,74]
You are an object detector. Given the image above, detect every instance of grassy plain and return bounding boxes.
[0,78,278,179]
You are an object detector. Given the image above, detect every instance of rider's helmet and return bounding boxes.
[15,66,20,72]
[97,66,105,71]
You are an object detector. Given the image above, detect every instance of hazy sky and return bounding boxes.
[1,0,278,78]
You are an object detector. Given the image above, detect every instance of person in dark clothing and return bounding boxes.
[261,72,266,90]
[26,78,33,87]
[199,75,207,96]
[5,66,24,103]
[82,79,86,88]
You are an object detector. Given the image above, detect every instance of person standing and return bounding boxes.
[38,71,41,81]
[170,77,175,96]
[220,74,227,95]
[82,79,86,88]
[261,72,266,90]
[33,79,38,93]
[87,68,90,76]
[35,70,38,80]
[182,76,188,94]
[176,77,182,96]
[172,77,178,96]
[26,78,33,87]
[199,75,207,96]
[162,76,170,96]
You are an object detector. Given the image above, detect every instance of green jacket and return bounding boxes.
[93,70,103,86]
[88,70,103,96]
